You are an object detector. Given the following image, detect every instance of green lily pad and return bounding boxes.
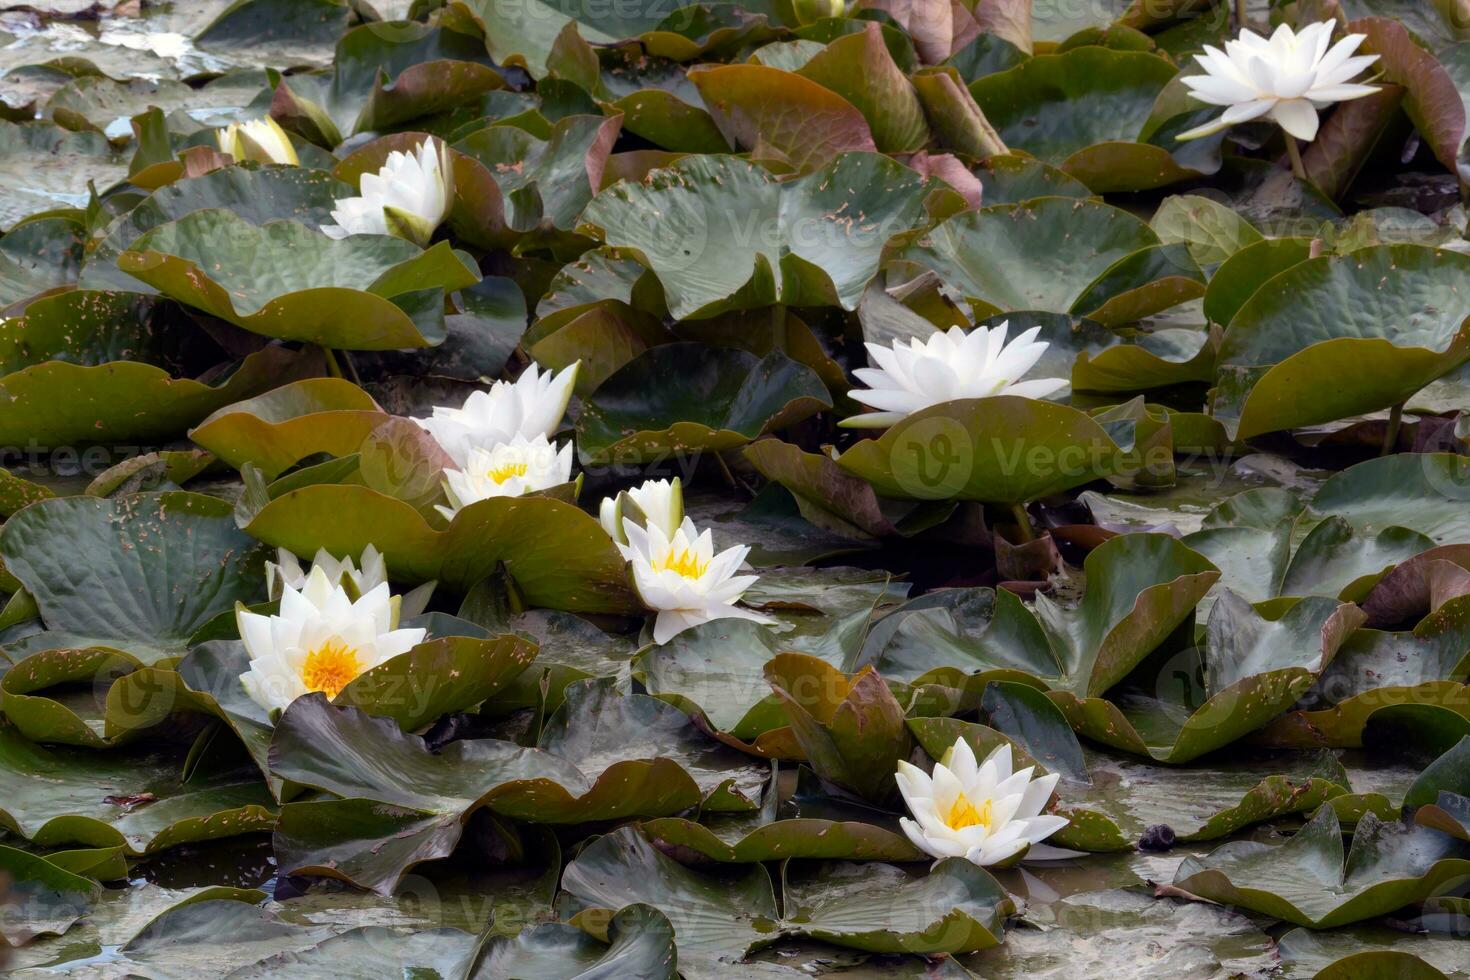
[765,653,912,806]
[0,725,275,854]
[117,209,481,350]
[633,619,793,751]
[453,113,623,234]
[0,844,100,946]
[686,63,875,170]
[1052,592,1366,763]
[0,214,84,307]
[1307,454,1470,546]
[287,22,503,141]
[900,197,1205,326]
[1033,533,1218,698]
[0,290,320,448]
[561,825,1011,966]
[643,812,924,864]
[0,120,129,230]
[1262,599,1470,749]
[475,904,678,979]
[268,686,757,892]
[575,344,830,466]
[1173,805,1470,928]
[863,533,1218,699]
[795,22,929,153]
[81,165,353,293]
[0,492,268,666]
[238,483,638,613]
[969,47,1204,192]
[578,152,929,319]
[834,397,1139,504]
[1213,246,1470,439]
[189,378,389,479]
[1276,925,1467,980]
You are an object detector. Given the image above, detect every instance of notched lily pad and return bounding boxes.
[575,344,830,466]
[117,209,480,350]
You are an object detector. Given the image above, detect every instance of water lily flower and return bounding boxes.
[215,117,298,166]
[1177,21,1379,143]
[619,516,775,644]
[841,323,1067,428]
[266,544,434,618]
[896,739,1069,867]
[600,478,683,545]
[415,362,580,468]
[237,566,426,714]
[435,434,573,521]
[321,138,452,247]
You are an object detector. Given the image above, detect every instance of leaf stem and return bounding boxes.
[1285,135,1308,182]
[1381,402,1405,456]
[1010,503,1035,543]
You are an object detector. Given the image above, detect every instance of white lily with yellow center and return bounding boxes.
[215,117,298,166]
[266,544,434,618]
[896,739,1068,867]
[842,322,1067,429]
[436,434,573,520]
[1177,21,1379,143]
[600,477,683,545]
[619,516,775,644]
[416,362,580,469]
[237,566,426,714]
[322,138,453,247]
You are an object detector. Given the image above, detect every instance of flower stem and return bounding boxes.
[322,346,344,379]
[1010,503,1035,543]
[1285,135,1308,182]
[1381,402,1404,456]
[1235,0,1248,29]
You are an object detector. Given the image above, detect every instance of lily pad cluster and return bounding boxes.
[5,0,1470,976]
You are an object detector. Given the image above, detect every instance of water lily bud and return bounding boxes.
[599,478,683,544]
[790,0,844,25]
[216,117,299,166]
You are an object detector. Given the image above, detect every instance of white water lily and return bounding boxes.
[619,516,775,645]
[215,117,298,166]
[1177,21,1379,143]
[841,323,1067,428]
[435,434,573,520]
[237,566,426,714]
[321,138,452,246]
[266,544,434,618]
[895,739,1069,867]
[415,362,580,468]
[599,478,683,545]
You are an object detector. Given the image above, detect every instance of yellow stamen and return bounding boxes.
[486,460,528,484]
[943,792,992,831]
[654,546,708,579]
[301,639,362,699]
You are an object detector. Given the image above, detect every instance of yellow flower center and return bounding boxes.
[654,546,708,579]
[486,459,528,484]
[942,792,992,831]
[301,639,362,699]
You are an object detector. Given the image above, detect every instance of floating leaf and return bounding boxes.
[118,209,480,349]
[575,344,830,466]
[578,152,930,319]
